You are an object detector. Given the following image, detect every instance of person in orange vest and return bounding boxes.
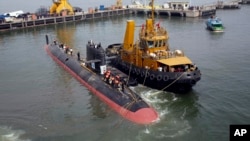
[110,75,115,87]
[104,70,111,82]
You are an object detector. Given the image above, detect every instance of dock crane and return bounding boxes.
[50,0,74,15]
[116,0,123,9]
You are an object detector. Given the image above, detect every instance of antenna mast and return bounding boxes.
[151,0,154,25]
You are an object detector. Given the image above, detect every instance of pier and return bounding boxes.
[0,6,216,32]
[128,1,217,18]
[129,0,242,17]
[0,0,246,32]
[130,6,217,17]
[216,0,241,9]
[240,0,250,3]
[0,9,130,31]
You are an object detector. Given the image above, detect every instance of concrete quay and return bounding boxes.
[129,0,242,17]
[216,0,241,9]
[0,0,246,32]
[239,0,250,4]
[0,9,130,32]
[130,6,217,18]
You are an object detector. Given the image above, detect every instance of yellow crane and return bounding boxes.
[50,0,74,15]
[116,0,122,9]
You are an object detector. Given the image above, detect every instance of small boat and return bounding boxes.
[44,35,158,124]
[107,0,201,93]
[206,16,224,32]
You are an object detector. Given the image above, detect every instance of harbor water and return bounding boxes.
[0,0,220,14]
[1,2,250,141]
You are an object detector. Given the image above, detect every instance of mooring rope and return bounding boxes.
[126,63,132,86]
[161,72,185,91]
[149,72,185,95]
[142,69,149,85]
[124,85,138,102]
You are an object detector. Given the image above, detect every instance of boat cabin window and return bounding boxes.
[163,40,167,47]
[158,63,169,72]
[159,40,162,47]
[169,64,194,72]
[154,40,162,48]
[159,40,167,47]
[147,40,167,48]
[155,40,158,47]
[147,41,154,48]
[213,24,223,27]
[173,4,176,9]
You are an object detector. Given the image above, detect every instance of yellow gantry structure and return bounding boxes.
[116,0,122,8]
[50,0,74,15]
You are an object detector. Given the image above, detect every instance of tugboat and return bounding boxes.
[108,0,201,93]
[206,15,224,32]
[44,35,158,124]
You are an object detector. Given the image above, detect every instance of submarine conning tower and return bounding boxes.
[86,40,106,73]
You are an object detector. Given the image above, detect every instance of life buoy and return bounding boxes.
[150,74,155,80]
[157,75,162,81]
[163,75,169,81]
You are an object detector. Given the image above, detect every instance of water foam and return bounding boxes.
[0,126,30,141]
[131,86,193,140]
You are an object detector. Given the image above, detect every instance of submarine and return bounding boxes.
[44,35,158,124]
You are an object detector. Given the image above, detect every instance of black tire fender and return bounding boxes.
[157,75,162,81]
[163,75,169,81]
[150,74,155,80]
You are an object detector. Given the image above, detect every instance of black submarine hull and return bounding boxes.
[44,37,158,124]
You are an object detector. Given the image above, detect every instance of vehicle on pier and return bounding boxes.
[44,35,158,124]
[107,0,201,93]
[0,10,24,23]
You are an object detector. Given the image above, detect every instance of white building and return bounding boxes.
[163,1,190,10]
